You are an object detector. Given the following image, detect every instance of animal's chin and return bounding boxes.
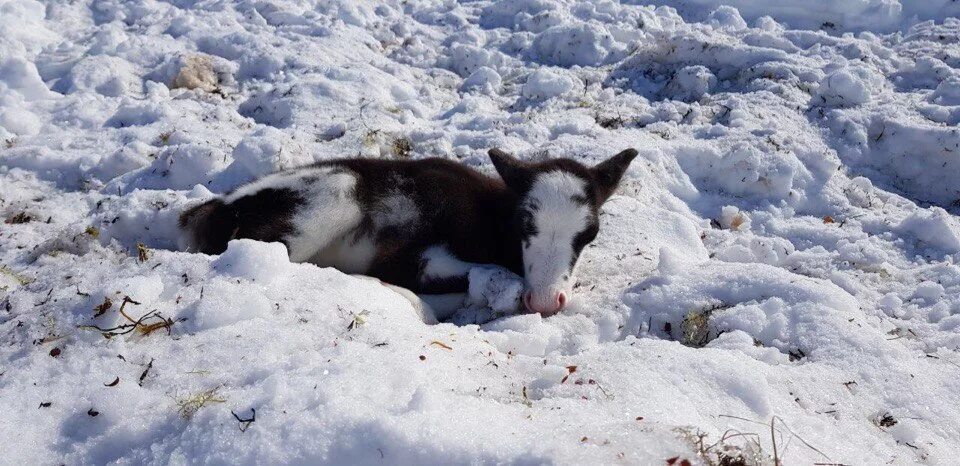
[532,308,563,317]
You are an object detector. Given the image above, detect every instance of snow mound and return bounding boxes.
[896,207,960,253]
[104,101,173,128]
[853,116,960,206]
[815,68,872,107]
[707,6,747,30]
[212,239,291,283]
[95,189,191,250]
[106,143,228,194]
[929,76,960,106]
[461,66,502,94]
[669,65,717,101]
[531,22,620,67]
[0,104,41,137]
[58,55,141,97]
[189,279,274,331]
[521,68,574,100]
[625,260,869,359]
[228,127,309,180]
[0,57,51,101]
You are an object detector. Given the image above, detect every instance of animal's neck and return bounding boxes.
[482,185,524,274]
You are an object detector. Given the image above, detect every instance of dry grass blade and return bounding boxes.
[346,310,370,331]
[430,341,453,350]
[136,242,151,262]
[673,426,761,466]
[79,295,182,338]
[717,414,831,463]
[176,386,226,419]
[771,417,779,465]
[137,319,177,336]
[93,297,113,318]
[391,136,413,158]
[5,212,32,224]
[1,265,33,285]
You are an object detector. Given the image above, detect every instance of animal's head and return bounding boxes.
[489,148,638,316]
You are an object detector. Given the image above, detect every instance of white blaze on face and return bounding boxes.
[521,171,591,314]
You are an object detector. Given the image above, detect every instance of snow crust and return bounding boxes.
[2,0,960,464]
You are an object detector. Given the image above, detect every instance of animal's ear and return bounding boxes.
[488,148,531,191]
[591,148,638,202]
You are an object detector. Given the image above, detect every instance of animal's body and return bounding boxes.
[179,148,637,318]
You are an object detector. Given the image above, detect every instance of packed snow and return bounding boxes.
[2,0,960,464]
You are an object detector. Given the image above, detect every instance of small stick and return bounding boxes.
[231,409,256,432]
[139,358,154,386]
[771,417,779,465]
[116,296,142,324]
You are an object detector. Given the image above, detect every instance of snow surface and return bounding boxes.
[2,0,960,464]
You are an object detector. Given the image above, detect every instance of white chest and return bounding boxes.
[308,233,377,274]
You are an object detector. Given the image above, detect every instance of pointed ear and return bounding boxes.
[488,148,531,190]
[591,148,638,202]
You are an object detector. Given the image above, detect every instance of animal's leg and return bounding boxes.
[417,245,485,294]
[351,274,454,324]
[417,245,527,320]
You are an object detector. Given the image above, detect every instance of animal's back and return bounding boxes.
[178,158,513,285]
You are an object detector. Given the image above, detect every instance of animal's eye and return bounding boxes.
[518,210,537,237]
[572,223,600,252]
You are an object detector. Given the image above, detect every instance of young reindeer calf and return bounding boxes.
[179,148,637,321]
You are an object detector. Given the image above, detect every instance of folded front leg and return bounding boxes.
[416,245,481,294]
[418,245,525,318]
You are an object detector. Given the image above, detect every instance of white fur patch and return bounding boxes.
[223,167,329,203]
[421,245,474,280]
[372,188,419,231]
[222,166,423,274]
[227,166,366,264]
[310,233,376,274]
[522,171,591,301]
[287,169,364,262]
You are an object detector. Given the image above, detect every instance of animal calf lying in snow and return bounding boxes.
[179,148,637,321]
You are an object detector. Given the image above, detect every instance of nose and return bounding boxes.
[523,290,567,316]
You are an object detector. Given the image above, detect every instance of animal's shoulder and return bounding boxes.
[410,158,498,185]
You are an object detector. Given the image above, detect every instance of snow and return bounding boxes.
[635,0,960,33]
[460,66,502,94]
[531,22,622,67]
[467,266,524,313]
[815,67,873,107]
[719,205,752,231]
[2,0,960,464]
[522,68,575,100]
[896,207,960,254]
[211,240,290,284]
[707,6,748,31]
[670,65,718,101]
